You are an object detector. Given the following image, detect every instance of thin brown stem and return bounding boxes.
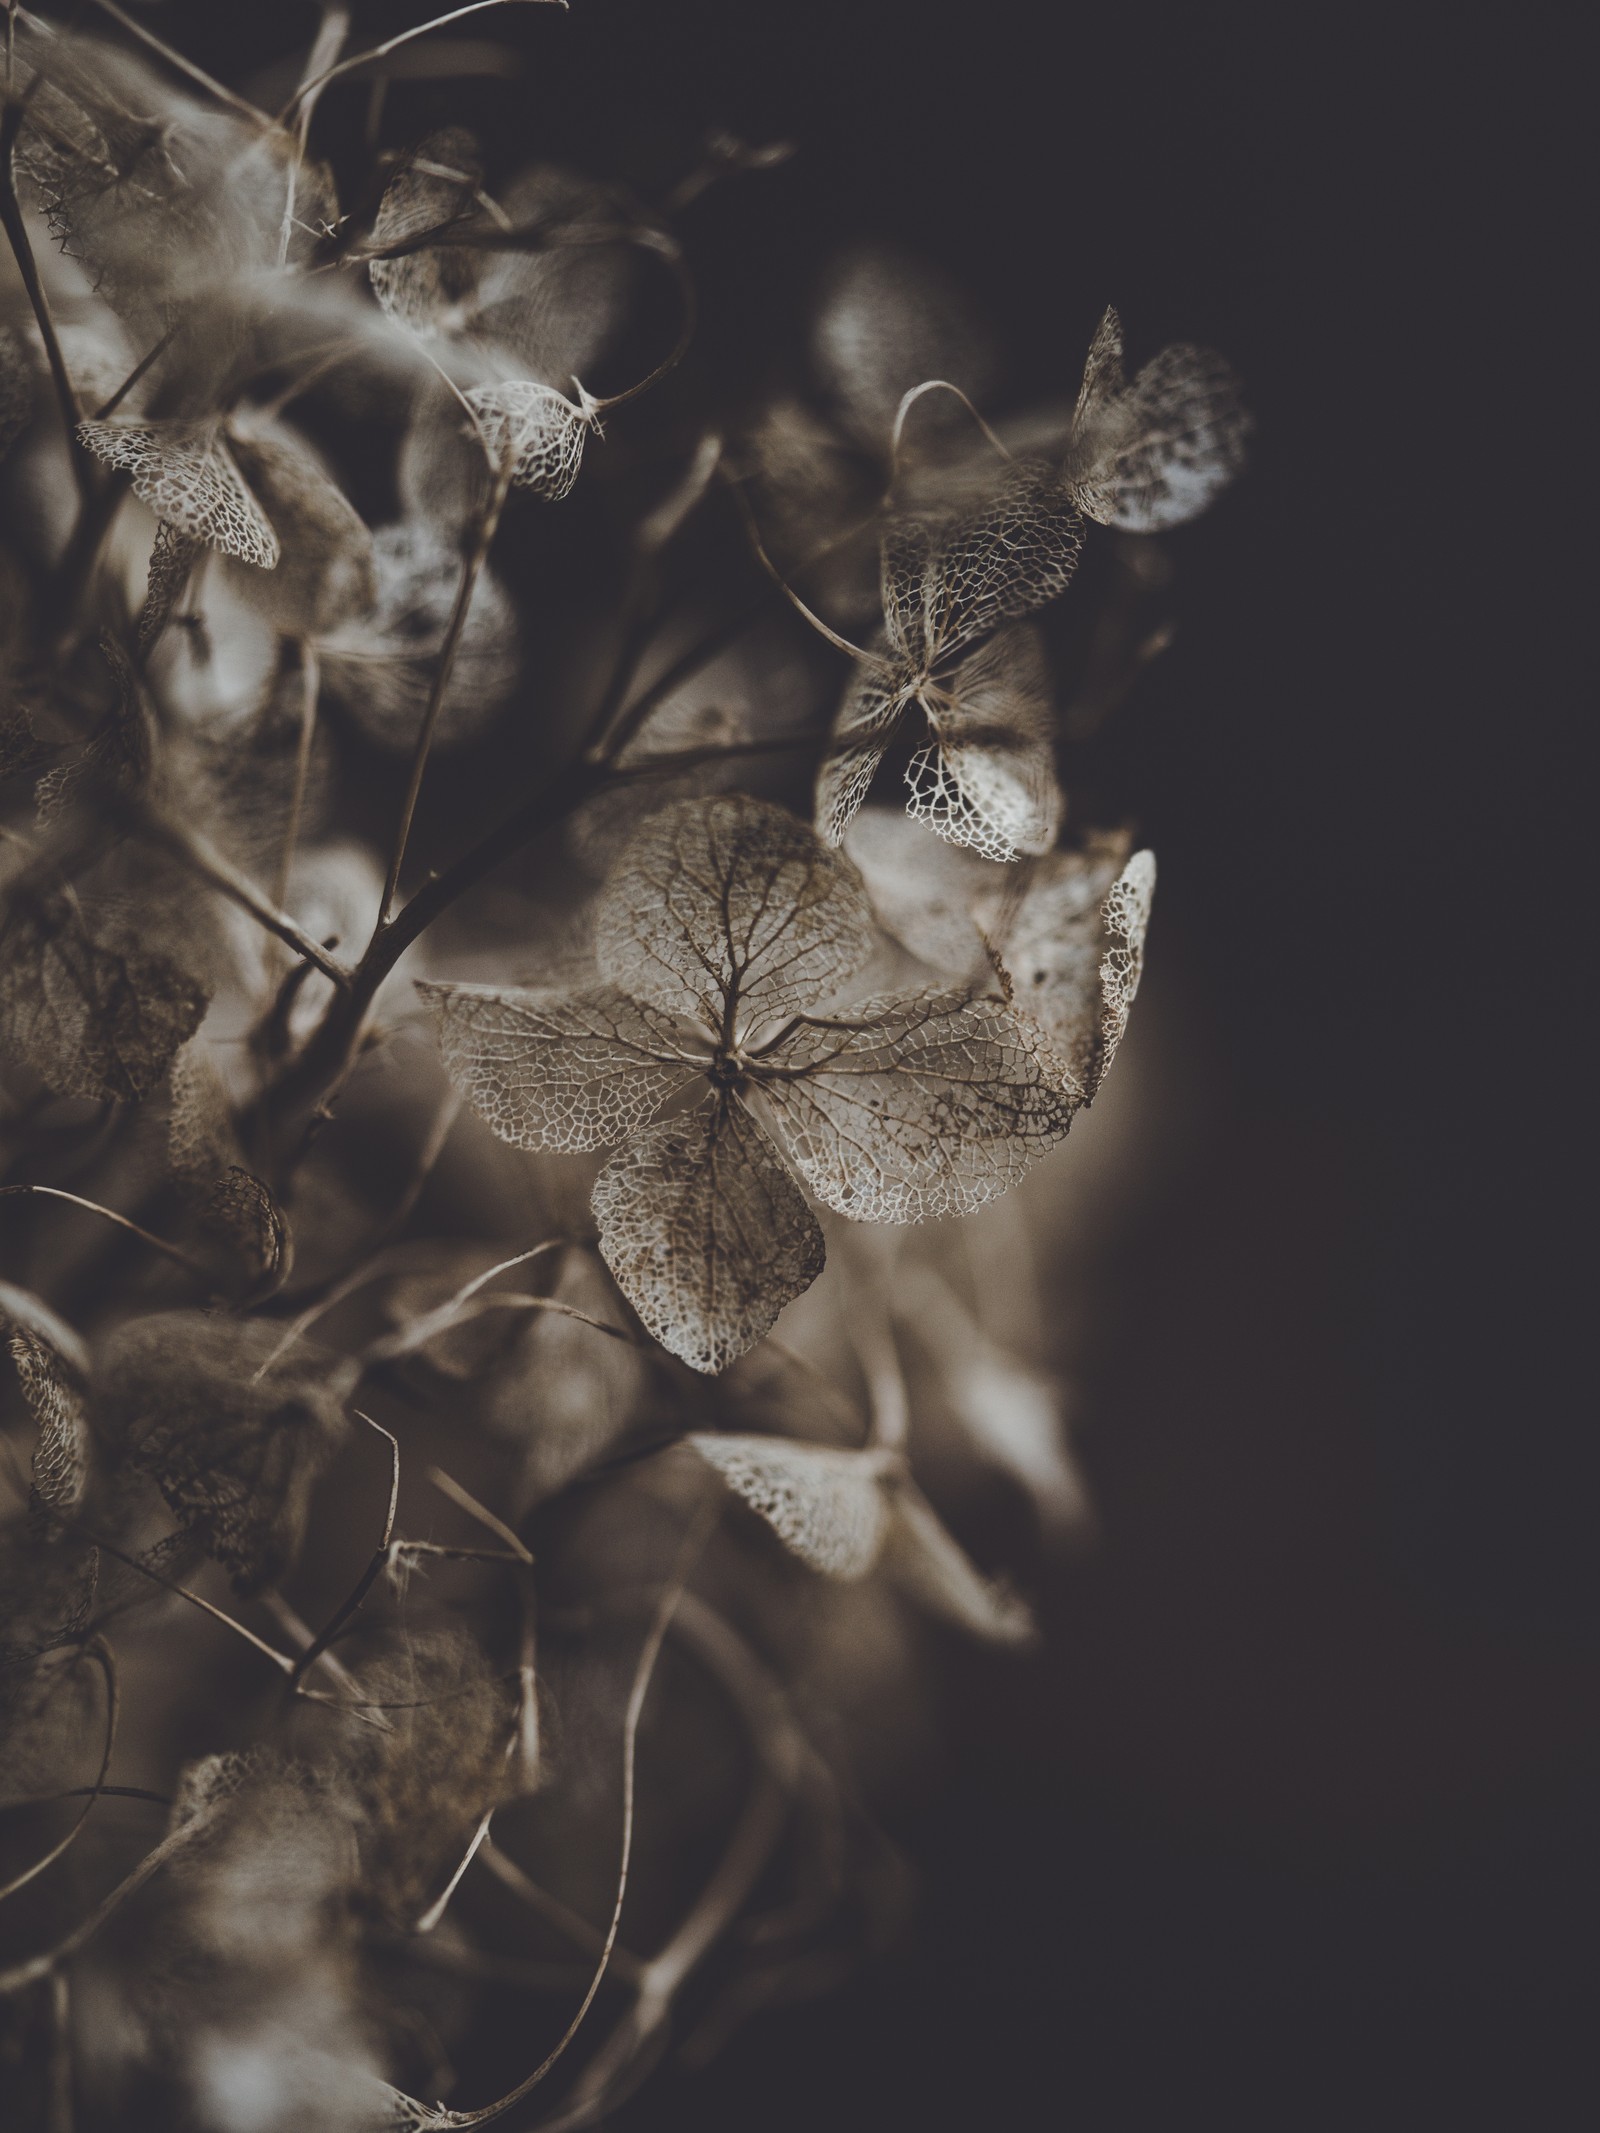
[79,0,276,126]
[276,5,350,270]
[0,99,90,503]
[285,2,568,117]
[270,643,321,921]
[0,1640,118,1906]
[285,1410,400,1691]
[426,1461,534,1562]
[0,1187,210,1283]
[378,466,511,925]
[93,324,177,421]
[128,809,351,985]
[440,1505,717,2127]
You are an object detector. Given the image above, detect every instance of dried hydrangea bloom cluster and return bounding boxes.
[0,9,1244,2130]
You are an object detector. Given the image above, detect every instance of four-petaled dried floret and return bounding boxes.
[815,459,1083,859]
[422,794,1079,1371]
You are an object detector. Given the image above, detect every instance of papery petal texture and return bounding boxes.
[596,794,876,1030]
[419,980,697,1152]
[592,1097,825,1372]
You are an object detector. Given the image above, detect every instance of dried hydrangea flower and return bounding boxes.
[815,458,1083,858]
[422,795,1076,1370]
[1065,305,1251,531]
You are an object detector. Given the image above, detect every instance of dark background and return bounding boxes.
[157,2,1599,2123]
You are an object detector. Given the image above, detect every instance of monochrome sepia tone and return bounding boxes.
[0,3,1283,2125]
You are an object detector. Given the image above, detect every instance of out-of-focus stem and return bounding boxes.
[378,465,511,926]
[0,101,90,504]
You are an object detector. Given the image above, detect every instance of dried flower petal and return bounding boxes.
[368,128,487,336]
[882,458,1084,670]
[593,1098,824,1372]
[812,247,1000,449]
[984,839,1155,1100]
[474,161,640,389]
[596,794,876,1029]
[137,520,202,651]
[883,1486,1034,1643]
[339,1628,515,1928]
[224,416,376,634]
[168,1038,290,1293]
[689,1432,892,1576]
[762,990,1076,1223]
[77,420,280,569]
[319,520,518,753]
[0,1280,92,1527]
[1068,307,1250,531]
[417,981,696,1152]
[842,809,1005,973]
[813,656,914,850]
[461,379,591,498]
[0,888,210,1103]
[906,625,1062,862]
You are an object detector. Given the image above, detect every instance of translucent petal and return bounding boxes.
[224,415,376,635]
[843,809,1006,973]
[0,1279,92,1525]
[13,38,298,330]
[811,246,1000,448]
[905,737,1059,865]
[1071,304,1127,431]
[882,458,1084,671]
[462,380,589,498]
[368,127,487,336]
[596,795,876,1031]
[986,839,1154,1101]
[907,625,1062,861]
[419,980,697,1152]
[1099,847,1157,1069]
[319,520,518,754]
[593,1098,825,1372]
[894,1264,1088,1536]
[884,1485,1035,1643]
[759,990,1076,1223]
[0,889,209,1103]
[136,520,201,651]
[76,419,279,568]
[689,1432,893,1577]
[168,1037,289,1292]
[1068,322,1251,533]
[473,162,640,390]
[814,655,915,848]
